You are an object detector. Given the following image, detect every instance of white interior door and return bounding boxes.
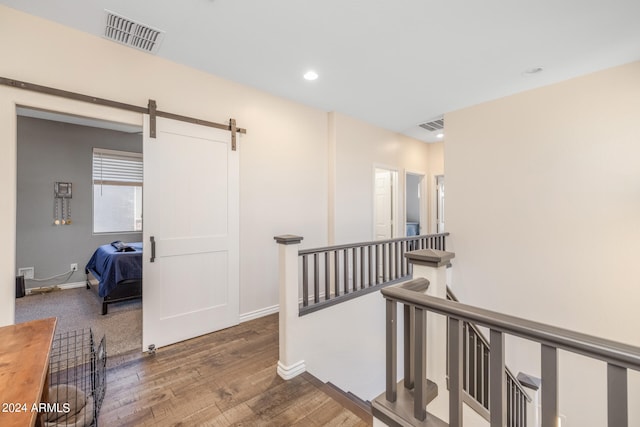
[375,168,393,240]
[142,116,239,351]
[436,175,445,233]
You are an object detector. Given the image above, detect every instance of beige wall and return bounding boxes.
[0,6,331,324]
[0,6,437,325]
[445,61,640,426]
[330,112,437,244]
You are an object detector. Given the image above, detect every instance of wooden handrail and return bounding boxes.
[382,280,640,427]
[299,232,449,255]
[446,287,531,406]
[298,233,449,315]
[384,285,640,370]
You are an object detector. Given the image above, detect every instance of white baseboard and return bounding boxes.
[59,281,87,290]
[26,281,86,295]
[239,304,279,323]
[277,359,306,380]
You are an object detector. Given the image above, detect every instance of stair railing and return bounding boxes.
[447,288,531,426]
[297,233,448,315]
[380,279,640,427]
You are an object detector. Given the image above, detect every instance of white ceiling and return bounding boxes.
[2,0,640,142]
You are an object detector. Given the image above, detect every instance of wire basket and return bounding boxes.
[44,329,106,427]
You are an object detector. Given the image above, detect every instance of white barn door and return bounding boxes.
[142,116,239,351]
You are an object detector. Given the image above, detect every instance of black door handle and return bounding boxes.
[150,236,156,262]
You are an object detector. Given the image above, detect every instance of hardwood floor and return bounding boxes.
[99,314,371,426]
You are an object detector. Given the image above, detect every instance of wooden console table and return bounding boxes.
[0,317,57,427]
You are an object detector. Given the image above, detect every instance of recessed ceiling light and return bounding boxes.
[437,133,444,139]
[303,70,319,81]
[524,66,544,75]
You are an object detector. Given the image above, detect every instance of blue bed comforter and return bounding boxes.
[85,242,143,297]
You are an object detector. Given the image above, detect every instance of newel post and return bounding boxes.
[406,249,455,422]
[405,249,454,300]
[274,235,306,380]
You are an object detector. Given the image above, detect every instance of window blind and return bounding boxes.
[93,148,143,186]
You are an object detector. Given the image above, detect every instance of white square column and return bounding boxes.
[274,235,306,380]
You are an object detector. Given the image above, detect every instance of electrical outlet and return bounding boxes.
[71,263,78,272]
[18,267,34,279]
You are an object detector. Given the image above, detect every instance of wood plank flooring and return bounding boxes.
[99,314,371,426]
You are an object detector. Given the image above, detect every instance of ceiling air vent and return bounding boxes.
[103,10,165,54]
[419,117,444,132]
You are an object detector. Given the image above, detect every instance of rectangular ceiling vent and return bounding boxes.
[419,117,444,132]
[104,10,165,54]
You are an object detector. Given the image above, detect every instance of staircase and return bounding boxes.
[275,235,640,426]
[445,287,530,426]
[371,273,528,427]
[374,378,446,426]
[373,267,640,427]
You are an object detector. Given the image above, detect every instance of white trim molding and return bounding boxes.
[277,359,306,380]
[58,281,87,290]
[25,281,86,295]
[239,304,279,323]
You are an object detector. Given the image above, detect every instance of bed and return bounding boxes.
[85,241,143,315]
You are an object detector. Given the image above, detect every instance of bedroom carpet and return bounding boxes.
[15,287,141,356]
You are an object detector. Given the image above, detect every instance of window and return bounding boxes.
[93,148,143,233]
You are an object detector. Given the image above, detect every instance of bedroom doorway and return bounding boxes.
[14,107,144,356]
[405,172,424,237]
[6,86,242,356]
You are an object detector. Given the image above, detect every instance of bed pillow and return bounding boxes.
[110,241,135,252]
